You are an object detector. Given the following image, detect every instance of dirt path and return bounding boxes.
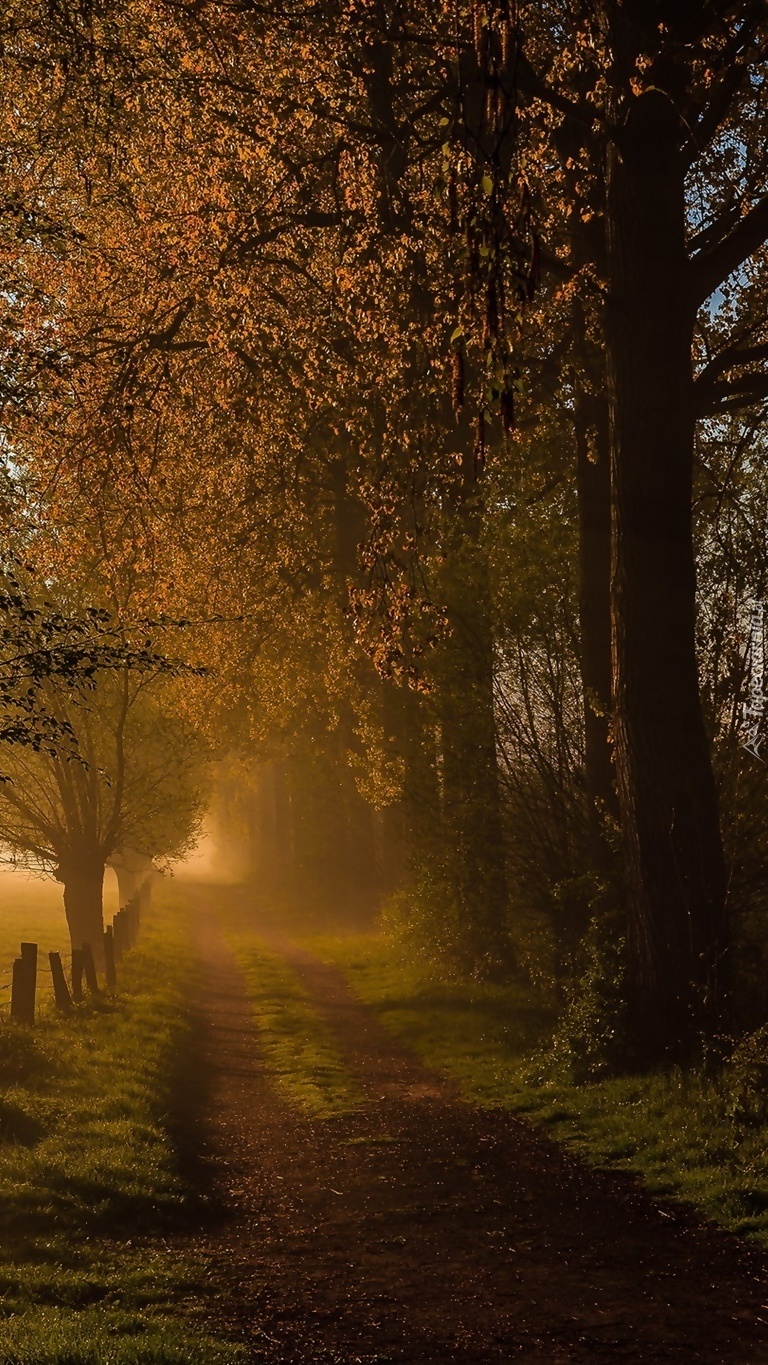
[179,886,768,1363]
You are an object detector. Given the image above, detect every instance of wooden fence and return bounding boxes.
[5,896,141,1026]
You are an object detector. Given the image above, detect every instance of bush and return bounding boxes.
[382,860,472,976]
[547,913,629,1081]
[724,1025,768,1125]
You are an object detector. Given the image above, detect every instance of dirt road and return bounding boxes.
[179,887,768,1363]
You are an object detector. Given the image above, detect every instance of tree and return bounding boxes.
[0,671,208,956]
[445,1,768,1059]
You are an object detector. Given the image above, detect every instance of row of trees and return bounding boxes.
[1,2,767,1064]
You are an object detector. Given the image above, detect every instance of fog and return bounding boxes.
[175,826,249,886]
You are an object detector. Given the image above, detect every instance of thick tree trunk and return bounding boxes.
[382,680,443,897]
[574,358,617,872]
[438,551,511,972]
[61,859,105,964]
[605,88,727,1061]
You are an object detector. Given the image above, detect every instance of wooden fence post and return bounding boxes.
[49,952,73,1014]
[10,959,27,1023]
[103,927,116,991]
[113,911,124,963]
[11,943,37,1024]
[21,942,37,1020]
[71,948,84,1003]
[81,943,99,996]
[21,942,36,1022]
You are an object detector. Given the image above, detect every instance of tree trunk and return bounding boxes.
[605,86,727,1062]
[438,549,511,973]
[384,681,442,879]
[574,348,617,874]
[61,859,106,964]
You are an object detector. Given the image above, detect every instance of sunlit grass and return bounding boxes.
[0,884,243,1363]
[226,930,362,1118]
[0,1307,239,1364]
[311,930,768,1249]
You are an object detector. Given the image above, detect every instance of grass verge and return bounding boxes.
[308,931,768,1249]
[0,886,243,1363]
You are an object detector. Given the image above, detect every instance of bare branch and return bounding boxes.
[692,192,768,303]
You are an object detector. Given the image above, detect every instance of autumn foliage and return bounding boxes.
[1,1,768,1066]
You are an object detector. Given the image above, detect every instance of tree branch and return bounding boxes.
[696,365,768,417]
[695,337,768,398]
[692,192,768,303]
[684,17,768,168]
[514,51,599,133]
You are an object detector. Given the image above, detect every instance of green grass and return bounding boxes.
[0,882,243,1364]
[225,929,362,1118]
[0,1308,239,1364]
[307,930,768,1249]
